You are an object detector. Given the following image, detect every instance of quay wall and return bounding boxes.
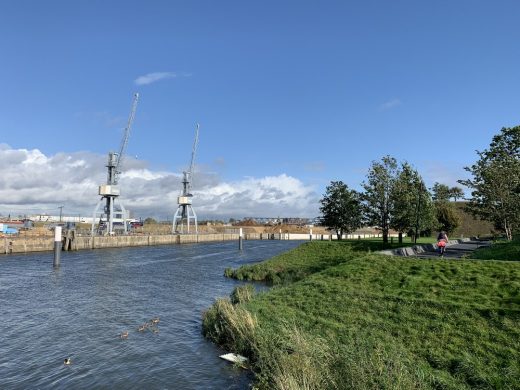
[2,233,263,255]
[1,231,386,255]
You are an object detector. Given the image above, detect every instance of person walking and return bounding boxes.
[437,231,448,257]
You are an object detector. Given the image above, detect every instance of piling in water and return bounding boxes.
[53,226,62,268]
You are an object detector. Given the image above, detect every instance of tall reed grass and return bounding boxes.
[204,241,520,389]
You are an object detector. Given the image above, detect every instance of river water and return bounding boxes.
[0,240,303,389]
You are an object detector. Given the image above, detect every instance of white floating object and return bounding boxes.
[219,353,248,365]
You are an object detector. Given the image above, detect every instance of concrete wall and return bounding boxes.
[2,231,417,256]
[259,232,384,240]
[3,236,54,254]
[379,238,471,257]
[1,233,263,255]
[2,231,414,255]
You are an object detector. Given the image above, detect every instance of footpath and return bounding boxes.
[380,238,492,259]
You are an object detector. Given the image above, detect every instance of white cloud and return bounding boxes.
[379,98,402,111]
[0,146,319,219]
[134,72,177,86]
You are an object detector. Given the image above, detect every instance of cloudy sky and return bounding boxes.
[0,144,317,219]
[1,1,519,220]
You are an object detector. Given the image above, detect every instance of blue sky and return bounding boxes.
[1,1,519,219]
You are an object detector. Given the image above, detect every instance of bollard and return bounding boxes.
[53,226,62,268]
[239,228,243,251]
[309,229,312,241]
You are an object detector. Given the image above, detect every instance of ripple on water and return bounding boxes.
[0,240,303,389]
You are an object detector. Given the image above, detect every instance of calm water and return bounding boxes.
[0,240,303,389]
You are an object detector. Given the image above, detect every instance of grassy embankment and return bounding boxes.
[203,240,520,389]
[470,236,520,262]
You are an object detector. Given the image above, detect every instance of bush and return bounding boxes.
[202,298,257,356]
[230,284,255,305]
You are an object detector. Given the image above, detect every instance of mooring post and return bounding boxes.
[239,228,243,251]
[53,226,62,268]
[309,228,312,241]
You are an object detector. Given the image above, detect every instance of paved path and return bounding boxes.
[380,239,493,259]
[411,239,492,259]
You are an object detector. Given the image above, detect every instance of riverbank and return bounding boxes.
[2,232,316,255]
[1,231,388,255]
[0,233,240,254]
[203,241,520,389]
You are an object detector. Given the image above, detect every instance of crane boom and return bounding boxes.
[114,92,139,183]
[188,123,200,175]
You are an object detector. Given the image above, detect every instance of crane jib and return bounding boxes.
[114,92,139,183]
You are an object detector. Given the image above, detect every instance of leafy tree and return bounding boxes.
[144,217,157,225]
[459,126,520,240]
[449,186,465,201]
[432,182,451,201]
[435,201,460,234]
[391,163,435,243]
[362,156,398,244]
[320,181,362,239]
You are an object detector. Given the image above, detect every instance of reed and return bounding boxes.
[205,241,520,389]
[230,284,256,304]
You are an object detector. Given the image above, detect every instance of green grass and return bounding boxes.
[204,241,520,389]
[470,237,520,261]
[225,239,435,284]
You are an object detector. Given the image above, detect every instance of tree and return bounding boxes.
[362,156,398,244]
[319,181,362,239]
[434,201,460,234]
[391,163,435,243]
[432,182,451,201]
[459,126,520,240]
[449,186,465,201]
[144,217,157,225]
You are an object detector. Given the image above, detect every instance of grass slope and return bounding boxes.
[205,242,520,389]
[470,237,520,261]
[225,239,435,284]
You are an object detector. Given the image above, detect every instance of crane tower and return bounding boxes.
[172,123,199,234]
[91,93,139,235]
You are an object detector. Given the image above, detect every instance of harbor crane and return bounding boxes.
[172,123,199,234]
[91,93,139,236]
